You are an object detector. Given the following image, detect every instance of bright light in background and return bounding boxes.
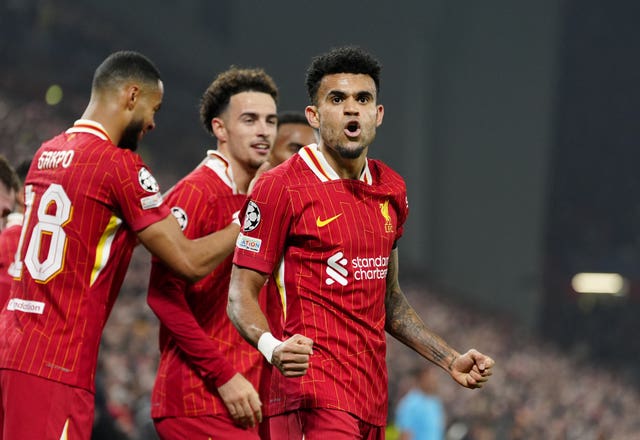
[571,272,627,296]
[45,84,63,105]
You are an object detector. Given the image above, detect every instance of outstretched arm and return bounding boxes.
[384,248,494,389]
[137,214,239,282]
[227,264,313,377]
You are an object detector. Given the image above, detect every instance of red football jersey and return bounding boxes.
[0,214,22,306]
[148,151,264,418]
[233,144,409,426]
[0,120,170,392]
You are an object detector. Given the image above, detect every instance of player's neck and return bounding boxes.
[217,148,255,195]
[80,100,122,145]
[232,168,253,195]
[318,143,367,180]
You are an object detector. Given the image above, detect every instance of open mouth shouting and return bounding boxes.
[344,120,361,138]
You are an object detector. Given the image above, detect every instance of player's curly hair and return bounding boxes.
[199,67,279,136]
[305,46,381,105]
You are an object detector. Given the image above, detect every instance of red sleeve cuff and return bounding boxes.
[209,361,238,388]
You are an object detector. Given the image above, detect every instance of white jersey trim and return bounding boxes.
[204,150,237,193]
[4,212,23,228]
[298,144,371,184]
[66,119,110,141]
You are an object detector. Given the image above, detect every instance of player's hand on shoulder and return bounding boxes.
[272,334,314,377]
[450,349,495,389]
[217,372,262,428]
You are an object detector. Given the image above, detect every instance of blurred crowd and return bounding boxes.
[2,83,640,440]
[388,285,640,440]
[0,89,68,165]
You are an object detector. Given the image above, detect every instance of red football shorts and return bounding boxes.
[154,414,260,440]
[262,408,384,440]
[0,369,94,440]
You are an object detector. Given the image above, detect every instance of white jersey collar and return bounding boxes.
[66,119,111,142]
[4,212,23,228]
[298,144,372,184]
[203,150,237,193]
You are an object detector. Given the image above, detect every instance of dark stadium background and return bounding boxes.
[2,0,639,438]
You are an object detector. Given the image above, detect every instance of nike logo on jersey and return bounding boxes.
[316,213,342,227]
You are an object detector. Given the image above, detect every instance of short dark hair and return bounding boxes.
[199,67,279,135]
[305,46,381,105]
[277,110,309,127]
[0,155,19,193]
[14,157,32,184]
[92,50,161,93]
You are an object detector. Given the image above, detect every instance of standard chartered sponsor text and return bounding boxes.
[351,255,389,280]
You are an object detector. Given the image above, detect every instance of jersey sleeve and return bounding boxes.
[147,258,236,387]
[109,151,170,232]
[146,179,239,387]
[233,173,292,275]
[0,226,20,299]
[395,187,409,242]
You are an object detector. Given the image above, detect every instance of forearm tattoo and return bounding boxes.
[385,253,455,369]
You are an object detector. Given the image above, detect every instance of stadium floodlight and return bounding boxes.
[571,272,627,296]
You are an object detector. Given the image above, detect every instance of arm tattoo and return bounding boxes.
[385,250,457,370]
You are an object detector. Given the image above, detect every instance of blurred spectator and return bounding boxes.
[395,366,446,440]
[92,368,130,440]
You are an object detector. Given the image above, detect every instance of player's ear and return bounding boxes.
[124,84,140,111]
[376,104,384,127]
[305,106,320,129]
[211,117,227,142]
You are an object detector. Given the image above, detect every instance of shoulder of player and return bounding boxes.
[368,159,406,187]
[368,158,400,177]
[252,159,293,186]
[164,169,227,207]
[32,135,139,177]
[72,138,148,170]
[261,153,322,187]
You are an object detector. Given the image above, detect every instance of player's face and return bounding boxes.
[120,80,164,151]
[306,73,383,160]
[269,123,316,166]
[218,91,277,170]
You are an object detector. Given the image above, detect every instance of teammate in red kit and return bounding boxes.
[0,156,19,232]
[268,110,316,167]
[0,158,30,305]
[228,46,495,440]
[147,67,278,439]
[0,51,239,440]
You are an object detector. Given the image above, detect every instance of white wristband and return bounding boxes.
[258,332,282,364]
[231,210,241,226]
